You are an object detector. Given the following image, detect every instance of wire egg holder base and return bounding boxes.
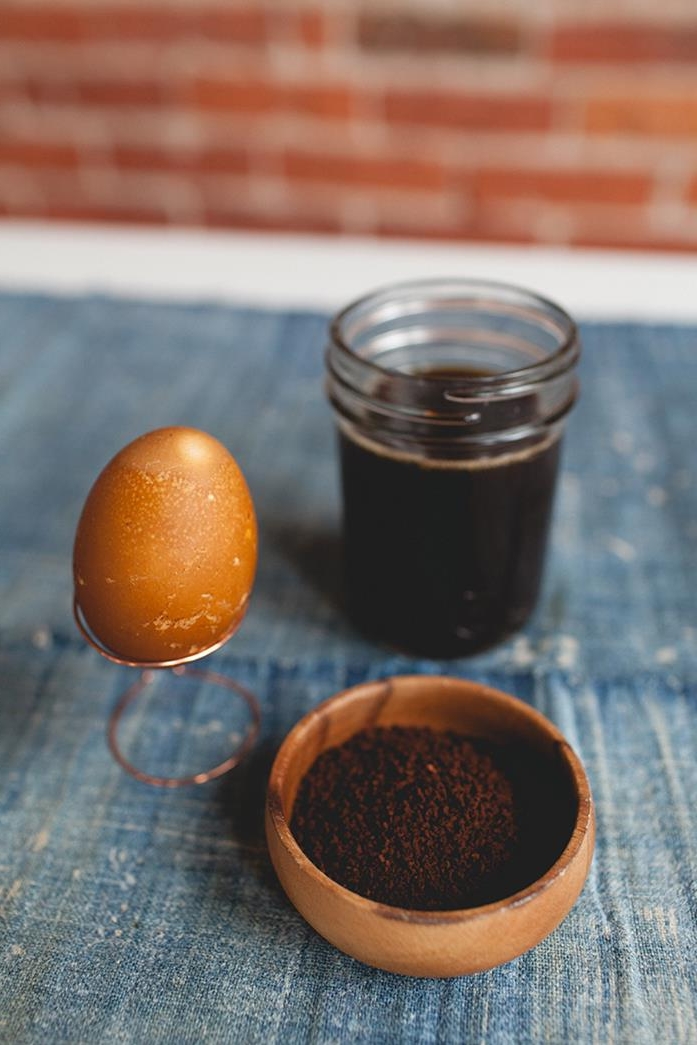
[73,597,261,788]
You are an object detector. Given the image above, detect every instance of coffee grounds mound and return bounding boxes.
[290,725,551,911]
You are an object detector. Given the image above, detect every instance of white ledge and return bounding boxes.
[0,219,695,321]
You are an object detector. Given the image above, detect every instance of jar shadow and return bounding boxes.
[261,518,345,618]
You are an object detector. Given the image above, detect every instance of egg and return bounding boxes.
[73,427,257,664]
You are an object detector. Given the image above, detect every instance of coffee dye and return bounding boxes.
[291,725,575,910]
[340,428,561,658]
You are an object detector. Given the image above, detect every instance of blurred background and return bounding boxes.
[1,0,697,251]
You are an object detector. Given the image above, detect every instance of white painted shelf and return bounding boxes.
[0,219,695,321]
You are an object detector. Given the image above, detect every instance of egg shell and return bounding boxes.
[73,427,257,663]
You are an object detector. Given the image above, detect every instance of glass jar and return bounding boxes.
[325,278,580,658]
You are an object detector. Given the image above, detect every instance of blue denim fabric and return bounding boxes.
[0,293,696,1043]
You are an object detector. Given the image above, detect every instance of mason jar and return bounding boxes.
[325,278,580,658]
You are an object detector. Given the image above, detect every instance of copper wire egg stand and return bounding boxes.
[73,596,261,788]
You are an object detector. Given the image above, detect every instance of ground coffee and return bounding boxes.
[290,725,574,910]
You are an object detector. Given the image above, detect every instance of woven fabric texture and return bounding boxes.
[0,293,695,1044]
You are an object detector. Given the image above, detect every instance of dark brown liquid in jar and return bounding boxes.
[340,365,561,658]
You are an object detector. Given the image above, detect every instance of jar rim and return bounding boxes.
[329,277,579,392]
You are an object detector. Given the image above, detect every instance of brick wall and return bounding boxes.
[1,0,697,250]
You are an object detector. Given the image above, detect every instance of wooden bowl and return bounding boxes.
[265,675,594,977]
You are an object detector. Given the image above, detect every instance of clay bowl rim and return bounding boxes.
[266,674,594,924]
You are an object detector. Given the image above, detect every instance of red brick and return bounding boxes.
[586,95,697,136]
[551,23,697,63]
[0,81,19,102]
[191,79,354,119]
[297,10,326,48]
[203,209,343,235]
[284,84,354,120]
[265,7,326,48]
[0,7,82,42]
[473,203,697,251]
[472,169,653,206]
[190,79,271,113]
[182,8,267,44]
[0,5,267,44]
[284,150,445,191]
[359,13,521,55]
[385,90,551,131]
[78,81,165,107]
[570,228,697,252]
[44,204,172,225]
[2,193,695,249]
[112,145,249,175]
[15,78,165,107]
[19,79,75,104]
[0,140,80,168]
[375,219,537,245]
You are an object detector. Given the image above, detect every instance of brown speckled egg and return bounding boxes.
[73,427,257,664]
